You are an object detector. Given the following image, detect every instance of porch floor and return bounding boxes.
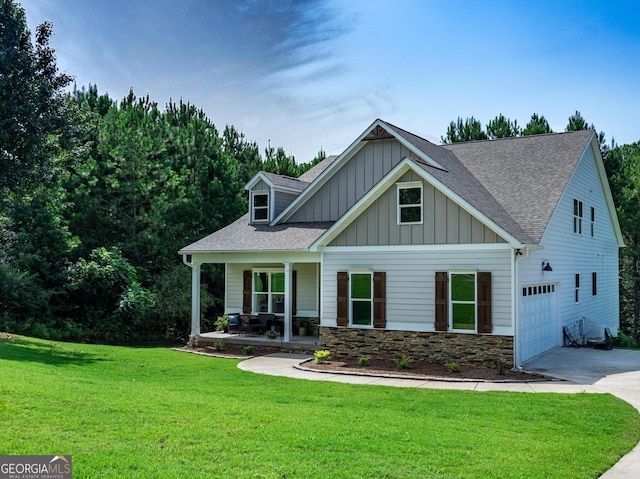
[198,331,320,352]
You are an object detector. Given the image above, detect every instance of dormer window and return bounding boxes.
[252,191,269,223]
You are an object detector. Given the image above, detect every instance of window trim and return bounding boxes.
[252,269,284,315]
[251,190,270,223]
[573,199,583,235]
[397,181,423,225]
[449,270,477,333]
[349,270,373,328]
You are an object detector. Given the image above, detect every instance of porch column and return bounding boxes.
[284,262,291,342]
[191,262,202,338]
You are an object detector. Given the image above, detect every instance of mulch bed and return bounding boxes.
[303,357,550,382]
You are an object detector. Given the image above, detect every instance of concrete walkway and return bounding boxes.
[238,348,640,478]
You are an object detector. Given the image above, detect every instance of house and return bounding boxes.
[179,119,623,367]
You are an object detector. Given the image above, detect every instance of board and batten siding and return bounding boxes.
[329,170,507,246]
[225,263,319,316]
[518,141,620,352]
[321,248,513,334]
[273,191,298,218]
[288,139,413,223]
[250,179,268,192]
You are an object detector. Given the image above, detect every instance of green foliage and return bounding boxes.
[110,282,157,341]
[441,116,488,143]
[314,349,331,363]
[213,342,224,351]
[492,358,508,375]
[215,315,229,332]
[615,330,639,349]
[0,1,73,193]
[486,114,521,139]
[395,356,412,369]
[445,361,461,373]
[522,113,552,136]
[357,355,370,367]
[243,345,253,354]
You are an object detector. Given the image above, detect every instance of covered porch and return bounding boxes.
[182,251,322,347]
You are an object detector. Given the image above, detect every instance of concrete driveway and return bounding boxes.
[525,347,640,479]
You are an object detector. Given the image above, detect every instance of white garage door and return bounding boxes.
[519,283,558,363]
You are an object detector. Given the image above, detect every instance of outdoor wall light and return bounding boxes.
[542,260,553,272]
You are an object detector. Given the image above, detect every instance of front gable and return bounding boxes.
[329,169,507,247]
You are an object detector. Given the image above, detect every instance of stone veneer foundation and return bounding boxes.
[319,326,514,367]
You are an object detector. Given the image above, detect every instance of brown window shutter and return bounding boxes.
[337,272,348,327]
[292,270,297,316]
[242,270,252,314]
[435,271,448,331]
[477,271,492,333]
[373,271,386,328]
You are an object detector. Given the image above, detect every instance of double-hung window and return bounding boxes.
[252,191,269,223]
[450,272,477,331]
[397,182,423,225]
[253,270,284,314]
[573,199,583,234]
[590,207,595,237]
[350,272,373,326]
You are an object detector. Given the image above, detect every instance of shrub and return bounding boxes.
[243,345,253,355]
[445,362,460,373]
[395,356,412,369]
[213,342,224,351]
[314,350,331,363]
[615,330,638,348]
[357,355,370,367]
[493,358,508,375]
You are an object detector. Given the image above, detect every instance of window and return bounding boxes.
[253,271,284,314]
[575,274,580,303]
[590,207,595,237]
[450,272,476,331]
[573,199,583,234]
[350,272,372,326]
[252,192,269,222]
[397,182,423,224]
[592,272,597,296]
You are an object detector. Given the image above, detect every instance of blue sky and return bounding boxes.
[20,0,640,163]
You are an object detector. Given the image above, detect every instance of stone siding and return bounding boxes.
[319,327,514,366]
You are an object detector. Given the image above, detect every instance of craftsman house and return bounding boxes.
[179,119,623,367]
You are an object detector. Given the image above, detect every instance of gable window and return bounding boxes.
[350,272,373,326]
[450,272,477,331]
[573,199,583,234]
[590,207,595,237]
[253,270,284,314]
[575,274,580,303]
[397,182,423,225]
[252,191,269,222]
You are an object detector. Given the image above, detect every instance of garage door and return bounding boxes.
[519,283,558,363]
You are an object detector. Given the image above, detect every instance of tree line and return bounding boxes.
[1,1,639,343]
[0,1,322,342]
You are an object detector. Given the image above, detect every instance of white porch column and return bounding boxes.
[283,262,291,342]
[191,262,202,338]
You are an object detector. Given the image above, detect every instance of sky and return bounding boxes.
[19,0,640,163]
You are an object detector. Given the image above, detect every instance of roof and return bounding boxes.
[179,214,333,253]
[442,129,594,243]
[181,120,604,254]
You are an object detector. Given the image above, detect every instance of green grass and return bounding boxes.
[1,336,639,478]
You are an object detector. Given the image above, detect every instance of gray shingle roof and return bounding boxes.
[384,121,535,244]
[442,130,594,243]
[179,214,333,253]
[261,172,309,191]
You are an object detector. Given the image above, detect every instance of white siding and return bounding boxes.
[518,142,620,363]
[321,247,513,333]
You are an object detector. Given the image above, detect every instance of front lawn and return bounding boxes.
[0,336,638,478]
